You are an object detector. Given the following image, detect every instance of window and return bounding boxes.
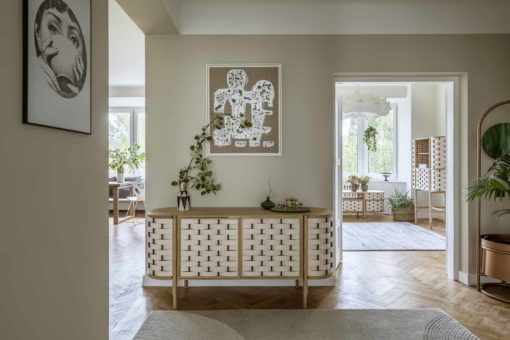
[342,104,397,179]
[109,108,146,177]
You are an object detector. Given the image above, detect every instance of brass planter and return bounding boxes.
[480,234,510,283]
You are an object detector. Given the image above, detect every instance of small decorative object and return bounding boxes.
[381,172,392,182]
[482,123,510,159]
[387,189,415,222]
[207,64,282,156]
[359,176,370,192]
[346,174,360,191]
[109,144,145,183]
[272,197,308,212]
[260,177,276,210]
[23,0,91,134]
[177,181,191,211]
[363,126,378,152]
[171,118,222,209]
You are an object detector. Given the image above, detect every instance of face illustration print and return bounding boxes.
[34,0,87,99]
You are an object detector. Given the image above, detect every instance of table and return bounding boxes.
[145,207,334,309]
[109,182,134,225]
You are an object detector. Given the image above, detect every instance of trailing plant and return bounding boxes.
[467,154,510,217]
[387,189,414,209]
[363,126,378,151]
[170,117,225,195]
[109,144,145,173]
[358,176,370,186]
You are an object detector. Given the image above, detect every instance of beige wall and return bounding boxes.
[146,34,510,276]
[0,1,108,339]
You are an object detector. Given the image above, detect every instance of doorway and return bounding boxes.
[334,74,463,281]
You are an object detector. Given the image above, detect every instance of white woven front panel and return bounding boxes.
[366,200,384,212]
[365,191,384,200]
[242,218,300,277]
[343,199,363,212]
[431,169,446,191]
[146,217,173,277]
[308,217,334,277]
[180,218,238,277]
[430,137,446,169]
[414,168,430,190]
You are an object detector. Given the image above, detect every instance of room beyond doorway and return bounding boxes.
[333,75,461,281]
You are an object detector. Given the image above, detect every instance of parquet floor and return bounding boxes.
[109,214,510,340]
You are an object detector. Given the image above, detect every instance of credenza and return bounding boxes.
[145,207,334,308]
[342,190,385,216]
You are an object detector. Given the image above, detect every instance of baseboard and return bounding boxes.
[457,271,502,286]
[143,275,335,287]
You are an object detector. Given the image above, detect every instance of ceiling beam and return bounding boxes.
[116,0,179,34]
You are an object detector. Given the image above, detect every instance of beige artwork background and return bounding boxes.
[208,65,280,155]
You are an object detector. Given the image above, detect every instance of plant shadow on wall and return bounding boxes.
[171,115,253,208]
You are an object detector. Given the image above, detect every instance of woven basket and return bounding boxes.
[392,206,415,222]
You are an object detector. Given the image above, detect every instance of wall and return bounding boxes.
[0,1,108,339]
[146,34,510,279]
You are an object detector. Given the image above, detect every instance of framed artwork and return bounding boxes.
[207,64,282,156]
[23,0,91,134]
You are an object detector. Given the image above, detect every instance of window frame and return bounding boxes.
[343,103,398,180]
[109,106,145,176]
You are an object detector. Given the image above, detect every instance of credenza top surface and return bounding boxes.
[147,207,332,219]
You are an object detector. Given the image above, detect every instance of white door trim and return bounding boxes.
[333,72,468,282]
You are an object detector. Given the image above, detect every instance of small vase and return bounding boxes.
[117,170,125,183]
[351,184,359,192]
[177,181,190,211]
[261,196,276,210]
[361,184,368,192]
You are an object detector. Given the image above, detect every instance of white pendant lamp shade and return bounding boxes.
[342,92,391,119]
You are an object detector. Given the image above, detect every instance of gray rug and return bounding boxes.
[343,222,446,251]
[134,309,478,340]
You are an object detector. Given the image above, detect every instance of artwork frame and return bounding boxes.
[206,63,282,156]
[23,0,92,134]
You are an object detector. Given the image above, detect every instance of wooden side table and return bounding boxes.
[109,182,134,225]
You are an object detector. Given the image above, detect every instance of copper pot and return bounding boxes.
[480,234,510,282]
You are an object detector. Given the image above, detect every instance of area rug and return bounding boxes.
[343,222,446,251]
[134,309,478,340]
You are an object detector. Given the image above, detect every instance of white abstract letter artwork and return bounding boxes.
[213,69,275,148]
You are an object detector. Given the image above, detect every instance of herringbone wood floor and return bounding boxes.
[109,214,510,340]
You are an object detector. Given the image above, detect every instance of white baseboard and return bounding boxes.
[457,271,502,286]
[142,275,335,287]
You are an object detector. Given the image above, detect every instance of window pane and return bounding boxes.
[109,112,131,150]
[136,112,146,178]
[368,110,394,174]
[342,118,358,175]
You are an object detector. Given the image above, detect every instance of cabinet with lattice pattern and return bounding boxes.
[412,136,446,228]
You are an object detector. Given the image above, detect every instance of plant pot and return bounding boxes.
[351,184,359,192]
[361,184,369,192]
[391,206,415,222]
[179,181,189,193]
[480,234,510,282]
[117,170,125,183]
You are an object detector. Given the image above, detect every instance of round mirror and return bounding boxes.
[482,123,510,159]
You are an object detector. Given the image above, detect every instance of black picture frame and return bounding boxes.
[23,0,92,134]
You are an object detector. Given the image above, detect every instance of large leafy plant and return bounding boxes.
[467,154,510,216]
[109,144,145,173]
[387,189,414,209]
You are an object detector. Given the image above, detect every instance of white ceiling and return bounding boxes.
[109,0,145,85]
[158,0,510,34]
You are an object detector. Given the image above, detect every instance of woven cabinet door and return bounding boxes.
[307,217,334,277]
[180,218,238,278]
[242,218,300,277]
[146,217,173,278]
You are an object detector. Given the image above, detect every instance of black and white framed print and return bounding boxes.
[23,0,91,134]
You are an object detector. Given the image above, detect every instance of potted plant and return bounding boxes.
[467,154,510,284]
[363,126,378,151]
[347,175,360,191]
[359,176,370,192]
[387,189,415,222]
[109,144,145,183]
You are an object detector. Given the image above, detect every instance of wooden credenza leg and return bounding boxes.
[303,278,308,308]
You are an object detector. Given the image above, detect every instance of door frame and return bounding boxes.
[333,72,467,282]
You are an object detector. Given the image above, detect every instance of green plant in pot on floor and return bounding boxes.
[109,144,145,183]
[387,189,415,222]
